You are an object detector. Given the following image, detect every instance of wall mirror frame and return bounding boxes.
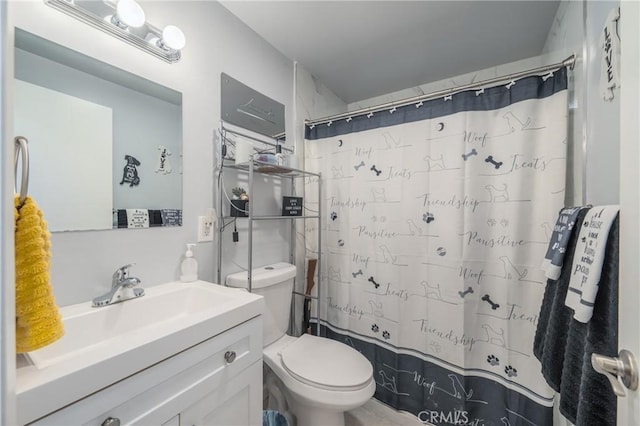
[13,28,183,232]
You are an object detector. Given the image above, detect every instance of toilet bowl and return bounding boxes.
[264,334,375,425]
[226,263,375,426]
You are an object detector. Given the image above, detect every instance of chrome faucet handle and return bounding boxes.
[112,263,136,287]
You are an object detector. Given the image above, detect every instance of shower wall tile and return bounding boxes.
[293,64,347,335]
[542,0,586,207]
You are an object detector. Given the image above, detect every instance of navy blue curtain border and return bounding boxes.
[318,324,553,426]
[313,319,554,403]
[305,67,568,141]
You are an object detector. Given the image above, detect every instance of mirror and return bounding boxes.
[221,73,285,140]
[13,28,183,232]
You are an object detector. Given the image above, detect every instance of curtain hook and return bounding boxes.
[309,124,315,129]
[542,71,554,81]
[389,107,397,114]
[415,101,423,108]
[505,81,516,89]
[327,121,333,127]
[444,95,453,101]
[475,88,485,96]
[346,117,353,123]
[367,112,374,118]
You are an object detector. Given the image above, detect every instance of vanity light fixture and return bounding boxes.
[44,0,185,63]
[110,0,146,29]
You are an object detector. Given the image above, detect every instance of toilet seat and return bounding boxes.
[279,334,373,391]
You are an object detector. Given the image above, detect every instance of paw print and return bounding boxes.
[500,219,509,227]
[422,212,435,224]
[429,341,442,353]
[487,355,500,366]
[330,212,338,221]
[504,365,518,378]
[382,330,391,340]
[338,239,345,247]
[487,218,497,227]
[371,324,379,333]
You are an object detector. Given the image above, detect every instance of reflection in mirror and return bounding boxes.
[13,28,183,232]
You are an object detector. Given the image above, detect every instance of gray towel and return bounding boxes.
[534,210,618,425]
[560,214,618,426]
[534,208,589,391]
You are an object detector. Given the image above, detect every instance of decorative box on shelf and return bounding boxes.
[230,199,248,217]
[282,197,303,216]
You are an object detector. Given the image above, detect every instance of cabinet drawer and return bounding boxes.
[31,317,262,425]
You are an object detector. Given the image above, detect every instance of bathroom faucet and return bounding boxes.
[92,264,145,307]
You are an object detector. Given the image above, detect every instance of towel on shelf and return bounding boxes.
[541,206,583,280]
[534,207,590,390]
[565,205,619,323]
[14,195,64,353]
[560,214,619,426]
[148,210,163,227]
[126,208,150,228]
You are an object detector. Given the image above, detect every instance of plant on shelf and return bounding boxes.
[232,187,249,200]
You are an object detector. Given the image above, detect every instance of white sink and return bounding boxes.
[17,281,263,424]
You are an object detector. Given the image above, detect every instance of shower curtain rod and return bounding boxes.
[305,54,576,127]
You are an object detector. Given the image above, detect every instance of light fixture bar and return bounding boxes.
[44,0,182,63]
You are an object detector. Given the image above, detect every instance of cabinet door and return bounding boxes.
[180,361,262,426]
[30,318,262,425]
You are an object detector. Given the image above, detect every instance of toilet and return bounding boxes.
[226,262,375,426]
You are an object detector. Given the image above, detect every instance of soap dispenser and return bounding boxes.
[180,243,198,282]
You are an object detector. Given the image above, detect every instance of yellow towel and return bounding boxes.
[14,195,64,353]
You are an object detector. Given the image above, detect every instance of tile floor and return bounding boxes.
[345,398,425,426]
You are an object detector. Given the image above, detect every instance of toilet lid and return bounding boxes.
[280,334,373,390]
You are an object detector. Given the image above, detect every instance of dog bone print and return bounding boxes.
[462,149,478,161]
[370,165,382,176]
[368,276,380,289]
[352,269,363,278]
[458,286,474,298]
[485,155,503,169]
[481,294,500,310]
[354,161,365,171]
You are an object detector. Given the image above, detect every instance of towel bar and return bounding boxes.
[14,136,29,206]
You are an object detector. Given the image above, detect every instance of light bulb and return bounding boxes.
[114,0,145,28]
[161,25,186,50]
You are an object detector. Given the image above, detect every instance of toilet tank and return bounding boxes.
[226,262,296,346]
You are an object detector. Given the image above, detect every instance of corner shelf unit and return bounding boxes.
[216,155,322,333]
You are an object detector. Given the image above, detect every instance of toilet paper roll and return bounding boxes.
[235,138,253,164]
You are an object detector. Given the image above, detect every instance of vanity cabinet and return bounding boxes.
[29,317,263,426]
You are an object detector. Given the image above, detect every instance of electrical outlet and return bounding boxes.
[197,216,214,242]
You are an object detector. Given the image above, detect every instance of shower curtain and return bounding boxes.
[304,68,568,425]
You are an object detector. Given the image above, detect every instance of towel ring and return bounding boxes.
[14,136,29,206]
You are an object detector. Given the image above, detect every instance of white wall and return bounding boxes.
[1,1,17,424]
[542,0,621,207]
[583,1,620,205]
[7,1,294,307]
[542,0,620,424]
